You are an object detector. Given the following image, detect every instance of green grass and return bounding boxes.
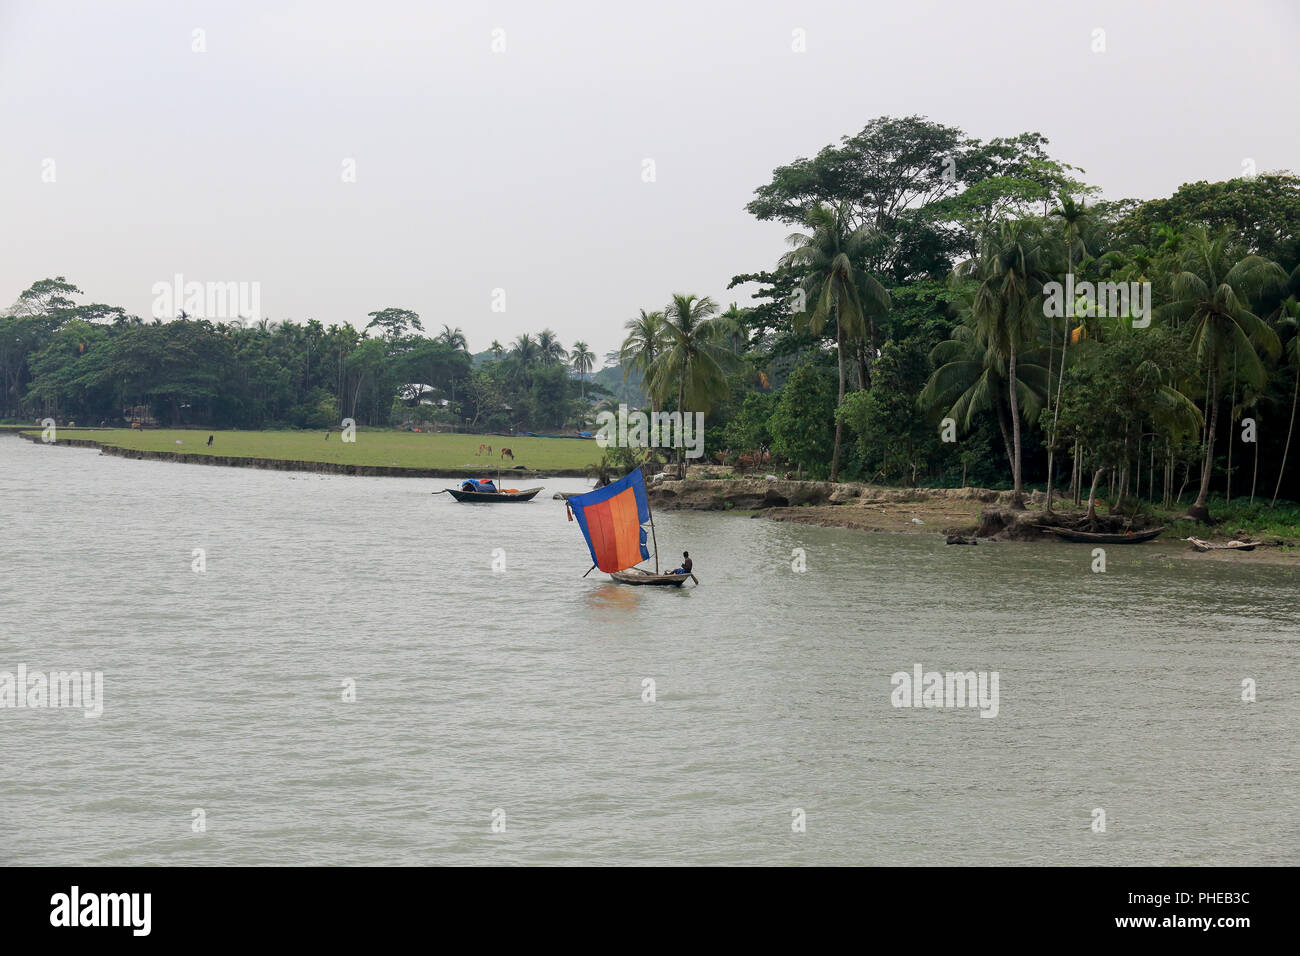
[1160,496,1300,544]
[27,428,600,472]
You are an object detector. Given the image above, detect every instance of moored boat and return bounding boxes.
[1044,525,1164,544]
[1186,537,1257,552]
[442,486,543,502]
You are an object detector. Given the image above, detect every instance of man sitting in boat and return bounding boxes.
[670,551,692,574]
[461,478,497,493]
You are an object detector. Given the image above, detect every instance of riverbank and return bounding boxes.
[647,477,1300,564]
[6,427,595,478]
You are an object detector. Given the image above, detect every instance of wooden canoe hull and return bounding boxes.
[610,568,696,587]
[1187,538,1257,552]
[444,487,543,502]
[1044,525,1164,544]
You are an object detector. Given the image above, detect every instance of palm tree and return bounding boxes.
[437,325,468,351]
[651,293,732,478]
[619,309,668,410]
[489,339,505,360]
[1272,299,1300,505]
[508,333,539,386]
[536,329,566,366]
[1156,228,1285,521]
[1043,197,1092,511]
[781,202,890,481]
[920,322,1051,476]
[569,341,595,399]
[954,219,1054,508]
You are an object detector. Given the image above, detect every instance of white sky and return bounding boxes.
[2,0,1297,359]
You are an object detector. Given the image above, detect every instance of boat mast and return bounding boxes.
[647,491,660,573]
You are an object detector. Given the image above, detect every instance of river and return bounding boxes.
[1,437,1295,865]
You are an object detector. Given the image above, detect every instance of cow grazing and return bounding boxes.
[500,448,514,461]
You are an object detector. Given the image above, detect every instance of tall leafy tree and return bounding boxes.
[1271,299,1300,505]
[781,202,890,480]
[953,219,1054,508]
[1157,227,1285,520]
[921,321,1050,476]
[569,341,595,399]
[619,309,668,411]
[536,329,566,366]
[365,308,423,340]
[652,294,732,477]
[437,325,467,351]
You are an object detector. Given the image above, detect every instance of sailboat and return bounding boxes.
[566,469,698,587]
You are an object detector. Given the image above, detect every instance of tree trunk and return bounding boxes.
[1250,429,1259,505]
[1226,348,1237,504]
[1188,371,1218,522]
[995,402,1016,476]
[1085,467,1105,525]
[1272,366,1298,506]
[1007,338,1024,509]
[1045,446,1056,513]
[1044,315,1057,514]
[1073,440,1082,504]
[675,374,686,479]
[830,323,846,482]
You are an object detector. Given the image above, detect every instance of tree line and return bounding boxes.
[0,289,613,433]
[611,116,1300,520]
[8,114,1300,521]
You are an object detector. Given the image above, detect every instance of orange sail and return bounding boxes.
[567,470,651,572]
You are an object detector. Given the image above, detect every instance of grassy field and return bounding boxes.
[24,428,602,473]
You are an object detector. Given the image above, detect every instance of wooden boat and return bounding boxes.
[1044,525,1164,544]
[1186,537,1257,552]
[610,567,697,587]
[440,486,543,503]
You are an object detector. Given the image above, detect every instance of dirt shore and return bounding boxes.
[648,477,1300,566]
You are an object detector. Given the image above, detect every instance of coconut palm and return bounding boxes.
[437,325,467,351]
[651,293,732,478]
[1272,300,1300,505]
[1043,196,1092,510]
[569,341,595,399]
[508,333,539,386]
[619,309,668,410]
[781,202,891,481]
[489,339,505,360]
[920,322,1050,476]
[953,219,1055,508]
[1156,227,1285,521]
[536,329,566,366]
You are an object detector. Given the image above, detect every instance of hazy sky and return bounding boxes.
[2,0,1297,359]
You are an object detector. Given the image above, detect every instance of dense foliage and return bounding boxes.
[1,288,619,433]
[7,114,1300,519]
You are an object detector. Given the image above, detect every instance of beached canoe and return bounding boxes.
[1044,525,1164,544]
[610,567,697,587]
[441,487,543,502]
[1186,537,1257,552]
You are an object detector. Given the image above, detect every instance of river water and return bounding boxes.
[1,437,1295,865]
